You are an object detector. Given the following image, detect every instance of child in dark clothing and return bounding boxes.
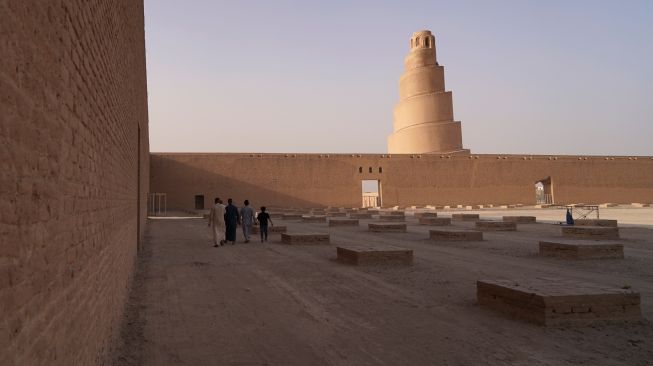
[256,206,274,242]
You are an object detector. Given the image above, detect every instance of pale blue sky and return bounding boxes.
[145,0,652,155]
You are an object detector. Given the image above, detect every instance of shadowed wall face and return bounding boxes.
[150,153,653,210]
[0,2,149,364]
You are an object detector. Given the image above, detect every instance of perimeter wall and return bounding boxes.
[1,2,149,364]
[150,153,653,209]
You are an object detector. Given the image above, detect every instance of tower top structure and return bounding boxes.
[388,30,468,155]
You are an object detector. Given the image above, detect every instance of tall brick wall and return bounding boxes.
[150,153,653,209]
[1,2,149,365]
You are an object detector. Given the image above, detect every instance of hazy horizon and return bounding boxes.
[145,0,653,156]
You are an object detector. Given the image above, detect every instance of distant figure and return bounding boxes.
[224,198,240,244]
[208,197,226,247]
[240,200,255,243]
[256,206,274,242]
[566,208,574,225]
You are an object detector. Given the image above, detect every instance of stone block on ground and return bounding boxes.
[414,212,438,218]
[575,219,618,227]
[337,245,413,265]
[451,213,480,221]
[562,226,619,239]
[477,278,640,326]
[252,225,287,234]
[419,217,451,226]
[475,221,517,231]
[429,229,483,241]
[503,216,537,223]
[327,212,347,217]
[350,213,372,219]
[539,240,624,259]
[281,233,330,245]
[378,215,406,222]
[301,215,327,223]
[368,223,407,233]
[329,219,359,227]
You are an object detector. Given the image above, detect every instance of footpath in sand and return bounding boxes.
[113,209,653,366]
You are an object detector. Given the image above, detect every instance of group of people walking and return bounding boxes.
[208,198,274,247]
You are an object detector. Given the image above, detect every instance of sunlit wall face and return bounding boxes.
[145,0,653,155]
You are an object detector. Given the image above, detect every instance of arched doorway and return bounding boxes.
[535,177,554,204]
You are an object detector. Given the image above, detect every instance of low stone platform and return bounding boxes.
[575,219,618,227]
[451,213,480,221]
[562,226,620,239]
[418,217,451,226]
[327,212,347,217]
[429,229,483,241]
[414,212,438,218]
[368,223,407,233]
[282,214,303,220]
[251,225,287,234]
[281,233,330,245]
[539,240,624,259]
[349,213,372,219]
[378,215,406,222]
[328,219,359,227]
[301,215,326,223]
[477,278,641,326]
[337,245,413,265]
[503,216,537,223]
[475,221,517,231]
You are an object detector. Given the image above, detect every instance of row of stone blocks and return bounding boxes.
[477,278,641,326]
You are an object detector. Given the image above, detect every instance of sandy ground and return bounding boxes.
[112,209,653,366]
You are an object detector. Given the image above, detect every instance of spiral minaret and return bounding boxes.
[388,30,469,154]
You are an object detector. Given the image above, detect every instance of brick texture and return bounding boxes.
[0,1,149,365]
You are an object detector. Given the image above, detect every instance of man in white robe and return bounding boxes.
[208,197,226,247]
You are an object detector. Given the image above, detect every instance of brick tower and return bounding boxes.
[388,30,469,154]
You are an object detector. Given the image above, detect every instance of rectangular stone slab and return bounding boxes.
[562,226,620,239]
[429,229,483,241]
[327,212,347,217]
[539,240,624,259]
[503,216,537,223]
[301,215,327,223]
[328,219,359,227]
[368,223,407,233]
[281,233,330,245]
[415,212,438,218]
[337,245,413,265]
[251,225,287,234]
[452,213,480,221]
[477,278,641,326]
[476,221,517,231]
[378,215,406,222]
[419,217,451,226]
[575,219,618,227]
[349,213,372,219]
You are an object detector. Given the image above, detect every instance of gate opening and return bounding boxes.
[362,180,381,208]
[194,194,205,210]
[535,177,554,204]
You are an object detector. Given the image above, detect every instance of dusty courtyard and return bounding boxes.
[113,208,653,366]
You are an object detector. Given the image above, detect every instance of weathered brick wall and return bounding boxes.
[1,1,149,365]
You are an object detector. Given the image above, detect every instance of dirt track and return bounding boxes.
[113,212,653,366]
